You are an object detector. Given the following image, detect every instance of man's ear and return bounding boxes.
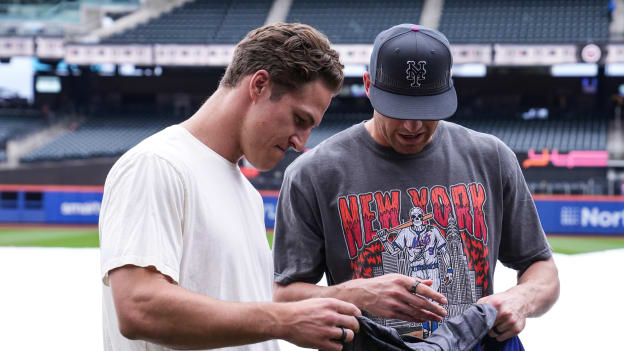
[249,70,270,102]
[363,72,372,98]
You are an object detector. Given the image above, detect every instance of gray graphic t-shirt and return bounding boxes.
[273,121,552,338]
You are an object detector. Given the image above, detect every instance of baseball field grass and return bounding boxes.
[0,227,100,247]
[1,227,623,254]
[545,235,624,254]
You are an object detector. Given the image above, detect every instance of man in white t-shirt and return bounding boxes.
[99,23,361,351]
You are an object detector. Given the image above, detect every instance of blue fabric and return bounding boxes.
[472,336,525,351]
[351,304,500,350]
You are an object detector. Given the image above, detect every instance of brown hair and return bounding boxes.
[220,22,343,98]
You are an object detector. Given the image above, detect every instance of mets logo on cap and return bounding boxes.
[406,60,427,87]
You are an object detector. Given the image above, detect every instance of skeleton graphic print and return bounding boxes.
[337,184,489,337]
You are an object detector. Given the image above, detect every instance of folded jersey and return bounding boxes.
[351,303,524,351]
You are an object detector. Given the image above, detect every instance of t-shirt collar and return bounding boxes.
[355,120,445,160]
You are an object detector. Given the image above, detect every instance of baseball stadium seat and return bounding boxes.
[286,0,424,44]
[102,0,273,45]
[439,0,609,44]
[19,113,180,162]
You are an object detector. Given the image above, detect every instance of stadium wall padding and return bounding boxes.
[0,187,622,235]
[0,159,117,185]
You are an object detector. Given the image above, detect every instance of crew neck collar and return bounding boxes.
[354,120,446,160]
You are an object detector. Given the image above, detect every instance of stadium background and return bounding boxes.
[0,0,622,350]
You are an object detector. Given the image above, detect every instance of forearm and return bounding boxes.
[125,285,285,349]
[112,266,363,351]
[273,279,387,310]
[509,256,560,318]
[112,267,287,349]
[274,275,448,324]
[273,275,448,322]
[273,281,354,305]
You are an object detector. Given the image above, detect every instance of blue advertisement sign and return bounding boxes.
[2,187,623,235]
[263,194,278,229]
[44,192,103,223]
[41,192,279,227]
[535,199,624,235]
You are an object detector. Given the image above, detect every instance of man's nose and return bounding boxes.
[288,131,309,152]
[402,120,424,132]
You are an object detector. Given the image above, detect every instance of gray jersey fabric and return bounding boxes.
[274,121,552,339]
[353,303,497,351]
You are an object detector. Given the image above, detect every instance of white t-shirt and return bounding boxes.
[99,125,279,351]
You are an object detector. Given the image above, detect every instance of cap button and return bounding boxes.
[411,26,419,31]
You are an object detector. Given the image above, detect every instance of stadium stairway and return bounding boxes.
[419,0,444,29]
[610,0,624,40]
[265,0,292,24]
[98,0,275,45]
[3,121,71,169]
[81,0,192,43]
[607,111,624,159]
[0,112,49,168]
[19,113,182,163]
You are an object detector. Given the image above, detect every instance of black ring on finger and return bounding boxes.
[339,326,347,343]
[330,327,347,344]
[493,326,504,335]
[411,279,421,294]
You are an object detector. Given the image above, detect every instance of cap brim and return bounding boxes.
[369,84,457,120]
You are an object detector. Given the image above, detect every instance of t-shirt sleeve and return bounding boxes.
[273,164,326,285]
[497,143,552,272]
[99,152,185,286]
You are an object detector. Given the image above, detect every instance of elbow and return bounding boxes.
[537,258,561,315]
[116,303,147,340]
[519,257,561,317]
[119,321,140,340]
[109,266,169,342]
[540,273,560,317]
[547,258,561,306]
[113,288,155,340]
[551,270,561,305]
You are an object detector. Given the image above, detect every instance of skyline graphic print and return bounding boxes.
[336,183,490,337]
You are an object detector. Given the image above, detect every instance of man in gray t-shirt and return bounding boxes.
[273,24,560,347]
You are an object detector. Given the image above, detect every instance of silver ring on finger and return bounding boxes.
[411,279,421,294]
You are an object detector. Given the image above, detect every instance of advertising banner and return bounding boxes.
[534,196,624,235]
[44,192,103,223]
[2,187,623,235]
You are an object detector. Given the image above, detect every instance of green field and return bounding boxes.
[546,235,624,254]
[1,227,623,255]
[0,227,100,247]
[267,230,274,249]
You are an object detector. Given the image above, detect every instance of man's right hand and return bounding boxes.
[275,298,361,351]
[334,274,447,323]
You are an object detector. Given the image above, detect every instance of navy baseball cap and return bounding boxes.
[369,24,457,120]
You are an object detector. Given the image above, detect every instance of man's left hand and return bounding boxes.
[477,257,560,342]
[477,291,528,341]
